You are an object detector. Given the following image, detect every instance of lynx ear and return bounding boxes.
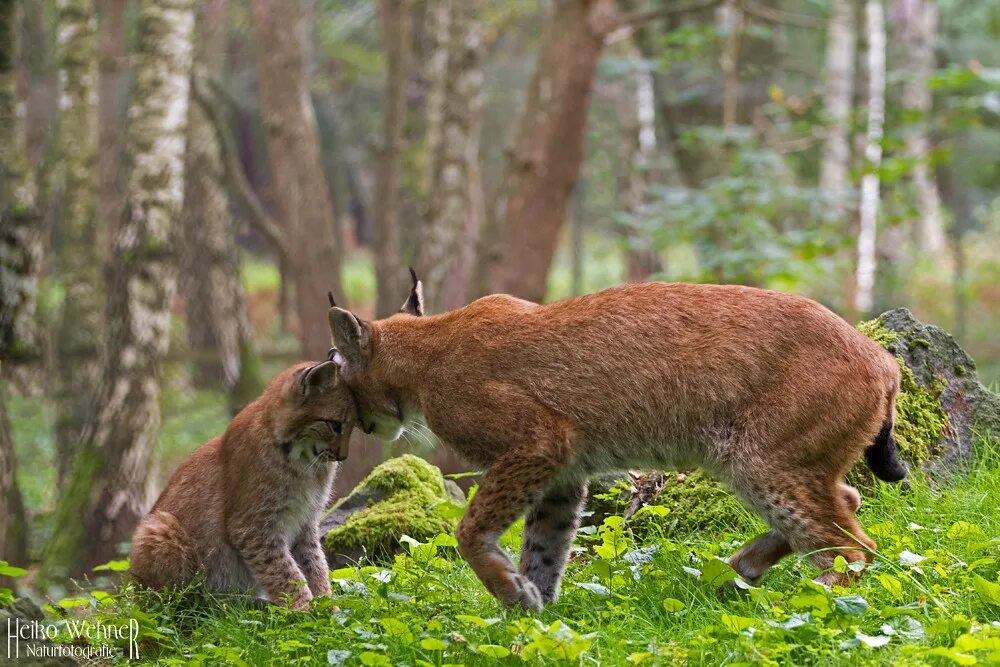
[328,307,370,366]
[399,267,424,316]
[299,360,339,397]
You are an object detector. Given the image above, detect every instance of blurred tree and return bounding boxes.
[894,0,946,257]
[819,0,856,216]
[250,0,342,353]
[44,0,195,577]
[53,0,104,489]
[479,0,618,302]
[0,0,32,577]
[416,0,484,312]
[373,0,412,317]
[180,0,263,412]
[615,42,663,282]
[0,0,42,369]
[97,0,126,248]
[855,0,886,315]
[720,0,743,129]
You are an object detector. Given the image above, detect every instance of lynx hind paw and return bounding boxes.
[500,573,544,612]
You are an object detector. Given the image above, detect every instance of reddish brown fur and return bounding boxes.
[130,361,356,609]
[329,282,901,609]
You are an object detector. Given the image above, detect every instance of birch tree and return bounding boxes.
[416,0,484,312]
[0,0,42,370]
[895,0,946,256]
[855,0,885,315]
[0,0,33,573]
[616,43,662,283]
[44,0,195,576]
[97,0,126,245]
[820,0,857,208]
[180,0,263,410]
[53,0,104,487]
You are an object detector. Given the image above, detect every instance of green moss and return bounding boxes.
[858,319,948,464]
[40,442,104,583]
[649,471,753,535]
[323,455,459,558]
[856,318,901,348]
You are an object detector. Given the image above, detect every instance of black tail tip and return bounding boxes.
[865,421,907,482]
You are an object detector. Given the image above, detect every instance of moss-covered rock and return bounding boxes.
[587,471,752,537]
[858,308,1000,473]
[321,455,463,567]
[648,470,752,534]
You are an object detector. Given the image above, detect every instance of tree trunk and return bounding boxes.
[373,0,412,317]
[97,0,126,252]
[616,43,662,283]
[0,0,43,370]
[479,0,617,303]
[894,0,946,256]
[43,0,195,578]
[855,0,885,316]
[0,391,28,576]
[0,0,31,577]
[819,0,856,208]
[250,0,342,354]
[719,0,743,129]
[416,0,484,313]
[53,0,104,489]
[180,0,264,411]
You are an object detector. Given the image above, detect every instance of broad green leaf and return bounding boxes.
[419,637,447,651]
[662,598,685,613]
[720,615,755,633]
[0,563,27,577]
[948,521,987,541]
[877,573,904,600]
[834,594,869,617]
[477,644,511,658]
[973,575,1000,606]
[92,559,130,572]
[359,652,391,667]
[924,647,977,665]
[701,558,738,586]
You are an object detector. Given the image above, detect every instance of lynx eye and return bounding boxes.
[324,420,343,435]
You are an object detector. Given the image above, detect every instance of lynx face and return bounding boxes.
[273,360,358,464]
[327,271,425,442]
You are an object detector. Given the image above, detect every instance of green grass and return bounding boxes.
[21,437,1000,666]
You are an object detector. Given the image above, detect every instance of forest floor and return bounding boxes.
[11,434,1000,666]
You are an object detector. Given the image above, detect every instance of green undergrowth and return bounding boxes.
[17,437,1000,666]
[857,319,949,464]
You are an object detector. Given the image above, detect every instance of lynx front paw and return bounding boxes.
[497,573,543,612]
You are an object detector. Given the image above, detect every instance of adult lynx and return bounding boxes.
[328,276,904,610]
[130,361,355,609]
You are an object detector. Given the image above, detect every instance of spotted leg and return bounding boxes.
[519,481,587,604]
[455,449,570,611]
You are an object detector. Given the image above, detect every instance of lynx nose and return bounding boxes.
[333,437,349,462]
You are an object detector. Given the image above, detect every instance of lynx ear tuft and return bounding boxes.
[299,360,339,397]
[328,307,370,366]
[327,291,337,308]
[399,267,424,316]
